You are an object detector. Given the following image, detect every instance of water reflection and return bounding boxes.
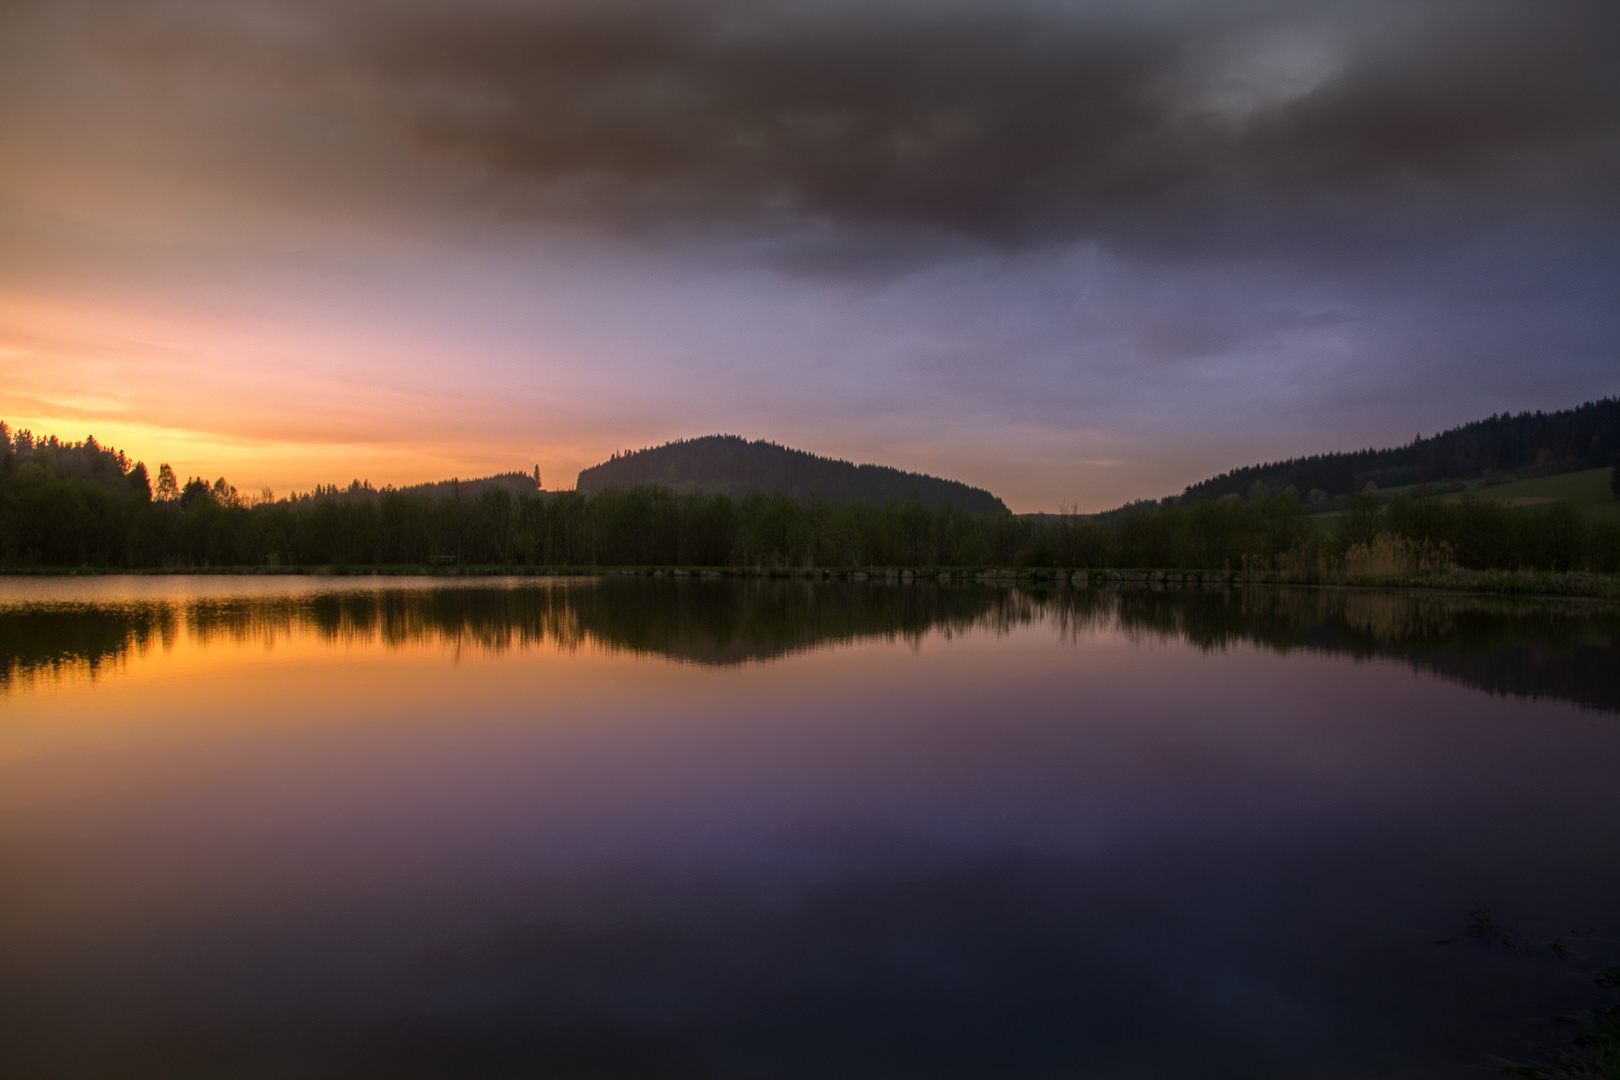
[6,578,1617,712]
[3,577,1620,1078]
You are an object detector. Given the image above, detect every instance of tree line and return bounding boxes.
[1181,397,1620,502]
[2,422,1617,573]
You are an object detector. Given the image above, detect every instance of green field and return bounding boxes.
[1436,466,1620,519]
[1309,466,1620,525]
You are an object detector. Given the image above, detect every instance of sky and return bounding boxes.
[1,0,1616,511]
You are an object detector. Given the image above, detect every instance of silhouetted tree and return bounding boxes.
[179,478,212,509]
[155,464,179,502]
[127,462,152,501]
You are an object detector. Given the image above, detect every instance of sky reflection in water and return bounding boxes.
[1,577,1618,1078]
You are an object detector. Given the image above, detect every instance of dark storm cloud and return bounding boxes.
[87,0,1618,250]
[68,0,1620,252]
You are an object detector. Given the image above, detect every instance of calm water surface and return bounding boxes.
[2,576,1618,1078]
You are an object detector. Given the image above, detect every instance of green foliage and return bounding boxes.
[1374,495,1620,573]
[1447,467,1618,517]
[1336,491,1383,549]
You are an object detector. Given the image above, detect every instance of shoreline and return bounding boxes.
[2,564,1616,602]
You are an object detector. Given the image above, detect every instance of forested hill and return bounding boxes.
[576,436,1008,514]
[1182,398,1620,503]
[394,472,539,501]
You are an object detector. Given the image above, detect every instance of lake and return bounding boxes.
[2,576,1618,1078]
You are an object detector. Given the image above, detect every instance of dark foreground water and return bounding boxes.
[2,577,1618,1079]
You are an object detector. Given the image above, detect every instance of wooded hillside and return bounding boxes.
[576,435,1007,514]
[1181,398,1620,503]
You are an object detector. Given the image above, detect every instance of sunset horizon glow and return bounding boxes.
[4,0,1616,511]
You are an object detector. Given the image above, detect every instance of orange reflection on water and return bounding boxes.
[3,590,1066,964]
[6,578,1620,1078]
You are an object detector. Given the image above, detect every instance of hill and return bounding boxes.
[278,471,540,506]
[575,436,1007,514]
[1180,398,1620,504]
[396,471,540,500]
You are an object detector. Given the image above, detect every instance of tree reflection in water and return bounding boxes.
[3,578,1617,712]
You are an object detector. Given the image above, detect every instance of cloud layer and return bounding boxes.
[73,0,1616,246]
[0,0,1616,507]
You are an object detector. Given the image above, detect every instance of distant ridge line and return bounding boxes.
[1176,397,1620,505]
[575,435,1007,514]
